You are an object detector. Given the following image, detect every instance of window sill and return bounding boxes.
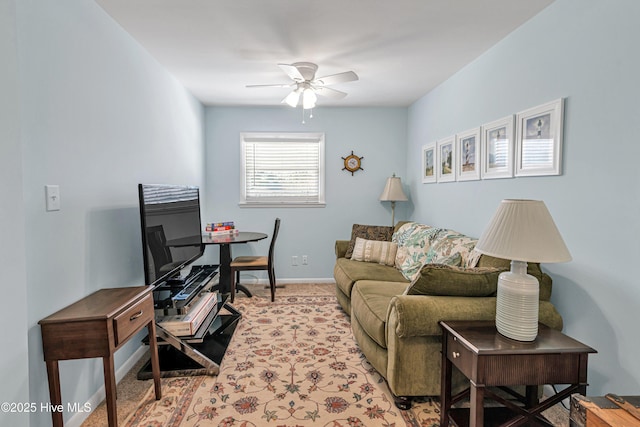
[239,202,326,208]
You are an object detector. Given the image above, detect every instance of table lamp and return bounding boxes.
[474,199,571,341]
[379,174,408,226]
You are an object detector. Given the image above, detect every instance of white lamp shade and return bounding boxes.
[475,199,571,263]
[379,176,408,202]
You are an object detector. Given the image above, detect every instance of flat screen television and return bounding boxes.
[138,184,204,288]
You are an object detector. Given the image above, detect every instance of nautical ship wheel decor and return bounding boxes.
[342,151,364,175]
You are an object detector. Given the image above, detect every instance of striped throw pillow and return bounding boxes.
[351,237,398,266]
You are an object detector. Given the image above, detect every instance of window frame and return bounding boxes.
[239,132,326,208]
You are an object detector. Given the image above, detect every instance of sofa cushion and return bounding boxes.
[351,238,398,266]
[405,264,505,297]
[334,258,408,299]
[351,281,409,349]
[345,224,394,258]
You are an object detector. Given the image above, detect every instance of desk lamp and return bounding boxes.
[474,199,571,341]
[379,174,408,226]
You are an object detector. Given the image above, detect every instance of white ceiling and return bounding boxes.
[96,0,555,108]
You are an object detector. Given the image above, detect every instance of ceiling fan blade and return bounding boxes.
[246,83,293,88]
[313,86,348,99]
[278,64,305,82]
[313,71,359,86]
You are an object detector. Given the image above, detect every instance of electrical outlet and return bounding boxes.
[45,185,61,211]
[291,256,298,266]
[302,255,308,265]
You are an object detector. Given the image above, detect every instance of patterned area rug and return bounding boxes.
[123,294,440,426]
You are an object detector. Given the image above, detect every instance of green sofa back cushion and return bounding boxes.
[405,264,505,297]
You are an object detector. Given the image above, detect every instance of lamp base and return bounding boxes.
[391,201,396,226]
[496,260,539,341]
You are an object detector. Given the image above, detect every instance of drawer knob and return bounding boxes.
[452,351,460,359]
[129,310,143,321]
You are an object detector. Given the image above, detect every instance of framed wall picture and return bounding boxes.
[437,136,456,183]
[456,128,481,181]
[515,98,564,176]
[481,115,514,179]
[422,143,436,183]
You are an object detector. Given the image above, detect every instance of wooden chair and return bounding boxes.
[230,218,280,302]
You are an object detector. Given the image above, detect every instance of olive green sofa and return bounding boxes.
[334,222,564,409]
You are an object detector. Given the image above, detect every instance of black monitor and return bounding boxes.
[138,184,204,288]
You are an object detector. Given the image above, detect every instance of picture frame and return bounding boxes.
[456,127,481,181]
[436,136,456,183]
[515,98,564,177]
[481,115,515,179]
[421,143,436,183]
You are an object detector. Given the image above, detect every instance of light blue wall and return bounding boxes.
[12,1,205,426]
[203,106,408,281]
[407,0,640,394]
[0,1,30,426]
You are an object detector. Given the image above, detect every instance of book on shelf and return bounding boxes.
[156,292,218,336]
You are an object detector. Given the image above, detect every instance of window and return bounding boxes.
[240,132,325,207]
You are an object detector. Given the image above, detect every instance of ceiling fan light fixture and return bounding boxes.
[284,90,301,108]
[302,88,317,109]
[250,62,358,113]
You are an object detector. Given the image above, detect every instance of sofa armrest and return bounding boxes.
[388,295,563,338]
[389,295,496,337]
[335,240,350,259]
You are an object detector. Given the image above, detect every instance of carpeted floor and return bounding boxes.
[82,283,342,427]
[82,284,569,427]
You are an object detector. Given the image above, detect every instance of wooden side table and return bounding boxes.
[439,320,596,427]
[39,286,162,427]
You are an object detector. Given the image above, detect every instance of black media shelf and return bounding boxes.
[138,271,242,380]
[137,312,239,379]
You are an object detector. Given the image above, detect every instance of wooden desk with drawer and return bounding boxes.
[39,286,161,427]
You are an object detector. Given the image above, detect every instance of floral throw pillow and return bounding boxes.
[425,230,479,268]
[392,222,442,281]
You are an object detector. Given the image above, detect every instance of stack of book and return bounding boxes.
[156,292,218,336]
[205,221,238,236]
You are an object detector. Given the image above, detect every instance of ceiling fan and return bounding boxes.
[247,62,359,109]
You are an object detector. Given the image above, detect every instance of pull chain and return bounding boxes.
[301,108,314,124]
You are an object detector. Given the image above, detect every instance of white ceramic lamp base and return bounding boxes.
[495,260,539,341]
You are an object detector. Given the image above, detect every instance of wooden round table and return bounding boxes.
[201,232,268,298]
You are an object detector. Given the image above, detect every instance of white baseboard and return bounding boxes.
[65,345,148,427]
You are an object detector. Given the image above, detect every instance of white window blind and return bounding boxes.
[240,133,325,207]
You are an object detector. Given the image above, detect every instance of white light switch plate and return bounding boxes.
[45,185,60,211]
